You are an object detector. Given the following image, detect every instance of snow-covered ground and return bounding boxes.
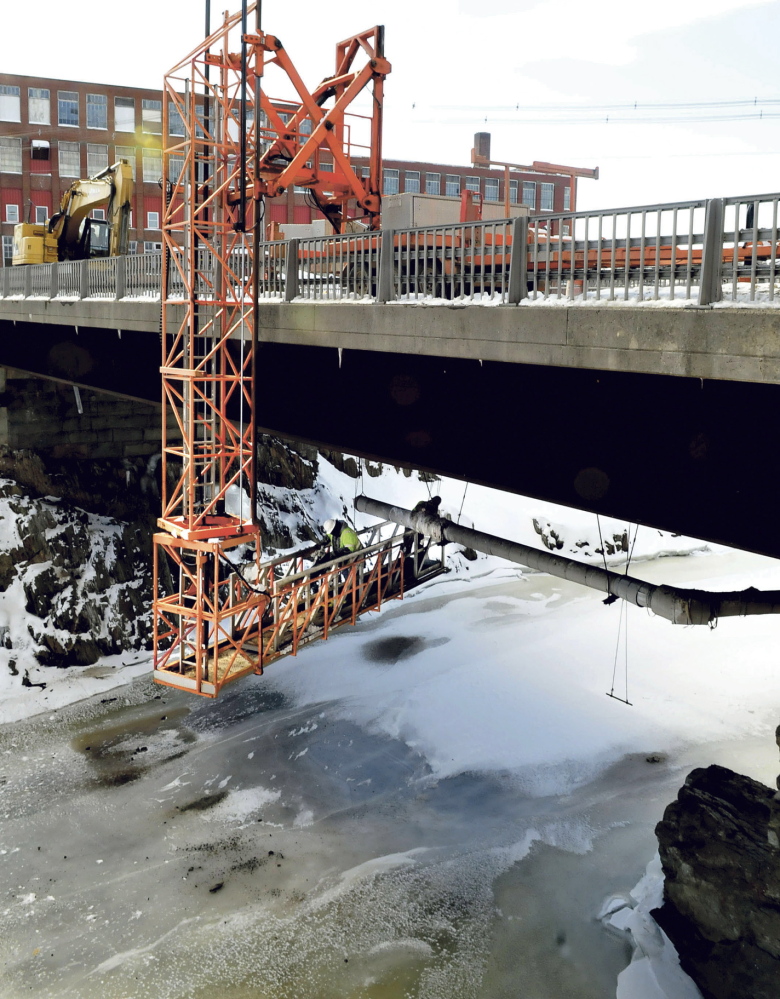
[2,455,779,997]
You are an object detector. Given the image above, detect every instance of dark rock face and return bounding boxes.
[654,764,780,999]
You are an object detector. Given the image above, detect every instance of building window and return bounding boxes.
[128,240,138,254]
[2,235,13,264]
[509,180,518,204]
[320,160,334,172]
[5,204,20,224]
[564,186,571,212]
[522,181,536,209]
[299,117,312,136]
[91,209,105,221]
[87,143,109,176]
[445,174,461,197]
[383,168,399,195]
[59,141,81,178]
[115,146,136,180]
[0,137,23,174]
[167,154,185,184]
[86,93,108,130]
[31,140,51,175]
[541,182,555,211]
[168,101,185,136]
[425,172,440,195]
[484,177,499,202]
[34,205,47,224]
[465,176,480,193]
[404,170,420,193]
[147,211,160,230]
[142,99,162,134]
[0,85,21,123]
[129,211,133,228]
[360,166,370,179]
[142,148,162,183]
[143,241,162,253]
[115,96,135,132]
[58,90,79,127]
[28,87,50,125]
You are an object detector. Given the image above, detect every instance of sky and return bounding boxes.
[4,0,780,209]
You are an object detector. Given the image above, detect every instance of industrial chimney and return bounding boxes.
[472,132,491,166]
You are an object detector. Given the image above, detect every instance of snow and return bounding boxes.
[608,857,704,999]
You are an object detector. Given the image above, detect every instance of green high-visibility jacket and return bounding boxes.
[328,524,362,553]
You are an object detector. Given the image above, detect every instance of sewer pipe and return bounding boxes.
[354,495,780,626]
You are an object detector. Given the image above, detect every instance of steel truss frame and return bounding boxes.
[154,7,391,695]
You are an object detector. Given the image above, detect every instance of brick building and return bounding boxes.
[1,71,574,264]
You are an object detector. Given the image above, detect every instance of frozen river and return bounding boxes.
[2,545,779,997]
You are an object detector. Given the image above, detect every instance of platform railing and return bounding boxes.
[3,193,780,307]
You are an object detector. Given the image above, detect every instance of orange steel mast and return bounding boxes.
[153,6,389,696]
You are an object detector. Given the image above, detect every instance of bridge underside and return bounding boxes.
[255,341,780,560]
[2,317,778,560]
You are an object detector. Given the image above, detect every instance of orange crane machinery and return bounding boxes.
[153,4,391,696]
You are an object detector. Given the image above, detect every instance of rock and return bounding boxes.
[654,764,780,999]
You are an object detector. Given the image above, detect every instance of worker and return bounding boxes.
[403,496,441,555]
[322,518,363,558]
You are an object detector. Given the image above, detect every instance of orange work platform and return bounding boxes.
[153,521,445,697]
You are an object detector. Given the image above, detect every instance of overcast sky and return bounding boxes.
[5,0,780,209]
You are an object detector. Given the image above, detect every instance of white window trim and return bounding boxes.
[5,205,20,224]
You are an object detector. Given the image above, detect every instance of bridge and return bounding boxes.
[3,192,780,558]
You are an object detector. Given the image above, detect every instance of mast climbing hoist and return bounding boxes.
[152,5,393,697]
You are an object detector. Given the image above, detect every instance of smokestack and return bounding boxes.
[472,131,491,166]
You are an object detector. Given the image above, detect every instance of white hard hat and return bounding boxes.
[323,519,336,534]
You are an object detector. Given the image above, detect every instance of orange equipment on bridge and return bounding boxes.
[152,5,416,698]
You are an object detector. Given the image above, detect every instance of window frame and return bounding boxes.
[57,90,79,128]
[0,85,21,123]
[404,170,420,194]
[0,137,23,174]
[445,174,461,197]
[28,87,50,125]
[114,96,135,132]
[5,204,20,224]
[425,172,441,196]
[484,177,499,202]
[58,141,81,178]
[383,167,400,195]
[87,93,108,130]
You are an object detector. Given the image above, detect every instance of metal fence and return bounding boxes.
[3,193,780,307]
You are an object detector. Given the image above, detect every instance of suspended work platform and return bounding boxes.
[153,517,445,697]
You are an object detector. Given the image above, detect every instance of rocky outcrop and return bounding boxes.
[654,763,780,999]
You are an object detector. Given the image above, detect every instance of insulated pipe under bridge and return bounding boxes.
[354,495,780,626]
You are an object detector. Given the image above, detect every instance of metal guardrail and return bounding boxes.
[3,194,780,307]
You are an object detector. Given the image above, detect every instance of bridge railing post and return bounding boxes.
[377,229,395,304]
[507,215,529,304]
[23,263,32,299]
[49,261,58,300]
[79,258,89,300]
[699,197,724,306]
[115,254,126,301]
[284,238,299,302]
[1,265,9,299]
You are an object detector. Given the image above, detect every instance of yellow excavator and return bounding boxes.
[12,160,134,265]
